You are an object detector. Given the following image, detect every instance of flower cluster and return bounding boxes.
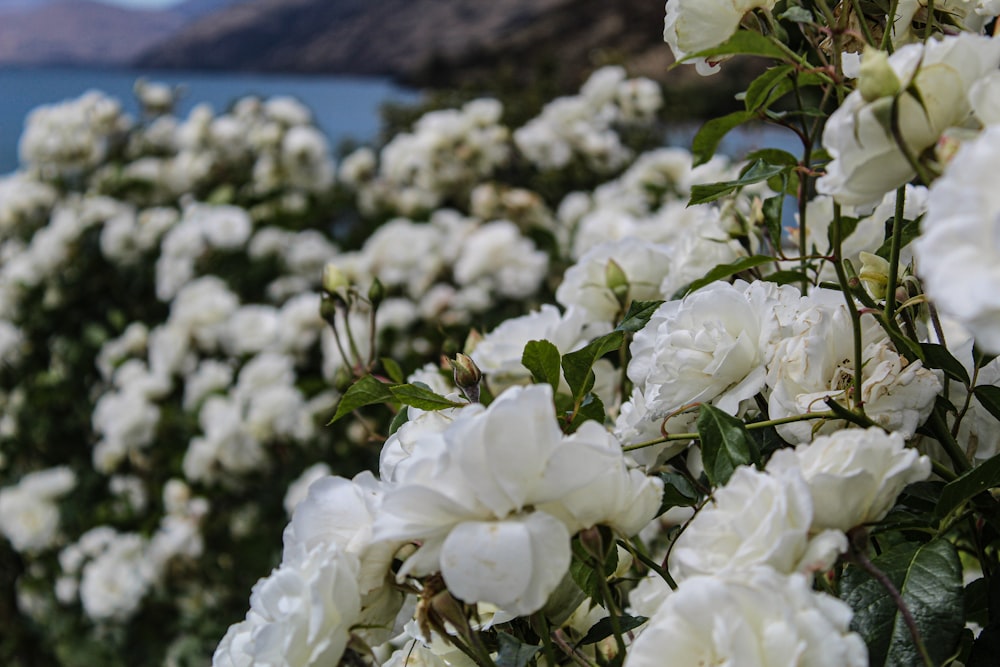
[8,1,1000,663]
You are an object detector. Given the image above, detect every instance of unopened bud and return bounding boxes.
[858,251,891,299]
[452,353,482,403]
[605,259,629,308]
[322,262,350,296]
[858,47,900,103]
[367,277,384,308]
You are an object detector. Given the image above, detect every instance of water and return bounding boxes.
[0,66,419,174]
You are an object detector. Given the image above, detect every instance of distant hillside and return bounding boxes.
[136,0,681,89]
[0,0,243,67]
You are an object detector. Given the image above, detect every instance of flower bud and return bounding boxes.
[858,47,900,103]
[859,251,891,299]
[322,262,350,296]
[367,277,384,308]
[452,353,482,403]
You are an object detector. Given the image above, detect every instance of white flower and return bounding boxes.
[283,463,332,517]
[283,472,396,595]
[470,305,609,391]
[818,34,1000,206]
[215,544,362,667]
[625,569,867,667]
[663,0,778,76]
[766,290,940,443]
[453,220,548,300]
[915,124,1000,353]
[767,428,931,532]
[439,512,572,616]
[630,280,798,418]
[0,467,76,553]
[79,532,151,621]
[669,466,846,580]
[556,238,674,324]
[374,384,660,615]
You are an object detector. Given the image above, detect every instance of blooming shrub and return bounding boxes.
[8,3,1000,666]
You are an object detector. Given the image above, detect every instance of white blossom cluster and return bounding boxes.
[8,3,1000,658]
[514,66,663,172]
[341,67,664,218]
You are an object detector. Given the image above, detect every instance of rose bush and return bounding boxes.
[7,2,1000,666]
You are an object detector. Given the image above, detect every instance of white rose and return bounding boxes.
[767,428,930,532]
[663,0,778,76]
[0,466,76,553]
[626,569,867,667]
[556,237,674,324]
[818,34,1000,206]
[79,533,151,621]
[217,544,362,667]
[283,472,396,595]
[375,385,659,615]
[470,305,610,392]
[766,290,940,443]
[915,123,1000,353]
[669,466,847,580]
[630,281,796,418]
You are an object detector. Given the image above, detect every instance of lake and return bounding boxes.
[0,66,420,175]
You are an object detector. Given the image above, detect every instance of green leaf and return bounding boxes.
[744,64,795,112]
[697,404,761,487]
[578,615,648,645]
[389,383,466,411]
[762,193,786,250]
[691,110,754,166]
[568,393,606,432]
[675,255,776,298]
[875,218,921,260]
[659,472,699,514]
[388,408,409,436]
[765,269,811,285]
[778,5,814,22]
[562,331,625,402]
[935,451,1000,519]
[973,385,1000,422]
[683,30,788,64]
[496,631,540,667]
[569,536,618,601]
[974,346,998,370]
[688,160,788,206]
[842,539,963,667]
[329,375,394,423]
[743,148,799,167]
[380,357,405,384]
[522,339,562,392]
[616,299,665,333]
[920,343,971,386]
